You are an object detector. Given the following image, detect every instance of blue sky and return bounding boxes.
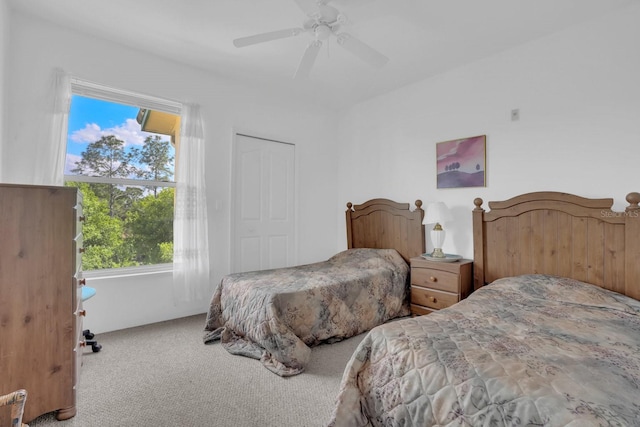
[65,95,174,175]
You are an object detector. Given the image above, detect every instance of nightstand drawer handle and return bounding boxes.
[428,296,437,303]
[429,276,437,282]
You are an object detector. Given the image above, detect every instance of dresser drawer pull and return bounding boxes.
[428,296,437,303]
[429,276,437,282]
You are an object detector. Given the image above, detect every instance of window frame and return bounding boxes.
[66,78,182,277]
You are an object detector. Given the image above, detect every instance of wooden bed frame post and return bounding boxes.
[345,202,354,249]
[625,192,640,300]
[472,198,485,291]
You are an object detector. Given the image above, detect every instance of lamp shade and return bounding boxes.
[423,202,453,225]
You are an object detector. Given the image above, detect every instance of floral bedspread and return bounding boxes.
[329,274,640,426]
[203,248,409,376]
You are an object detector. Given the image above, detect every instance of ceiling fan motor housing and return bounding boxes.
[314,24,332,40]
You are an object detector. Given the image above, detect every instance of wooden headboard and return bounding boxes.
[473,191,640,300]
[346,198,425,264]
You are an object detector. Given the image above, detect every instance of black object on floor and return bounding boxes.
[83,329,102,352]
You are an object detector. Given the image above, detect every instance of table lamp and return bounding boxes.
[424,202,453,258]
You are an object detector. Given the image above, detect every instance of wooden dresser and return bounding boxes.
[0,184,84,423]
[410,257,473,315]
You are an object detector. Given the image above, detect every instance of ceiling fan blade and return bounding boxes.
[294,40,322,79]
[292,0,321,18]
[336,32,388,68]
[233,28,303,48]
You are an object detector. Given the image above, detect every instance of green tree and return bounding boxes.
[158,242,174,264]
[125,188,174,264]
[72,135,138,217]
[69,132,174,269]
[136,135,174,197]
[66,182,135,269]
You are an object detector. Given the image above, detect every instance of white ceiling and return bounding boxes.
[7,0,635,109]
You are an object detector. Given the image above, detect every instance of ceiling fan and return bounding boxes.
[232,0,389,79]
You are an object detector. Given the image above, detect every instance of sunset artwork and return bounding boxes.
[436,135,486,188]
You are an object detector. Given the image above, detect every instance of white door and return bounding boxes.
[232,134,295,273]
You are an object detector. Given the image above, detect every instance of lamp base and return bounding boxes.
[430,248,446,258]
[430,226,447,259]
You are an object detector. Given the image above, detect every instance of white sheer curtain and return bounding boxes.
[173,103,211,302]
[34,68,70,185]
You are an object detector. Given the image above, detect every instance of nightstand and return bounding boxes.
[409,257,473,315]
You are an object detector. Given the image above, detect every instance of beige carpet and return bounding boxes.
[27,314,366,427]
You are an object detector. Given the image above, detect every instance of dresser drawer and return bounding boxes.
[411,268,459,293]
[411,286,458,310]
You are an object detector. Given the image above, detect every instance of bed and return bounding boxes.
[203,198,425,376]
[329,191,640,426]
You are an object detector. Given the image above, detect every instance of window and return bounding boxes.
[64,82,181,273]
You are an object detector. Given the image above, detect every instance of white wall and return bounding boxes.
[336,3,640,259]
[0,0,8,178]
[3,10,340,333]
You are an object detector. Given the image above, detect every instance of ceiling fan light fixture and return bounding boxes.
[315,24,331,40]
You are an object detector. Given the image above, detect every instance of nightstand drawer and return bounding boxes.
[411,268,459,293]
[410,286,458,310]
[410,304,436,316]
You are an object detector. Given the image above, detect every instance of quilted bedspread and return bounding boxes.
[203,248,410,376]
[329,274,640,426]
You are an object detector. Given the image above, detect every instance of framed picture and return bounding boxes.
[436,135,486,189]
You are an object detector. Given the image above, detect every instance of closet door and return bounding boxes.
[232,134,295,273]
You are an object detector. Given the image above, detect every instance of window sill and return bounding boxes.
[83,263,173,280]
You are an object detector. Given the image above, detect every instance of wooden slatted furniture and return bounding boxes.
[473,191,640,299]
[0,184,84,424]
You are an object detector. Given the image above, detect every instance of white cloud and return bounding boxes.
[112,118,149,147]
[69,119,163,148]
[64,153,82,174]
[70,123,102,144]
